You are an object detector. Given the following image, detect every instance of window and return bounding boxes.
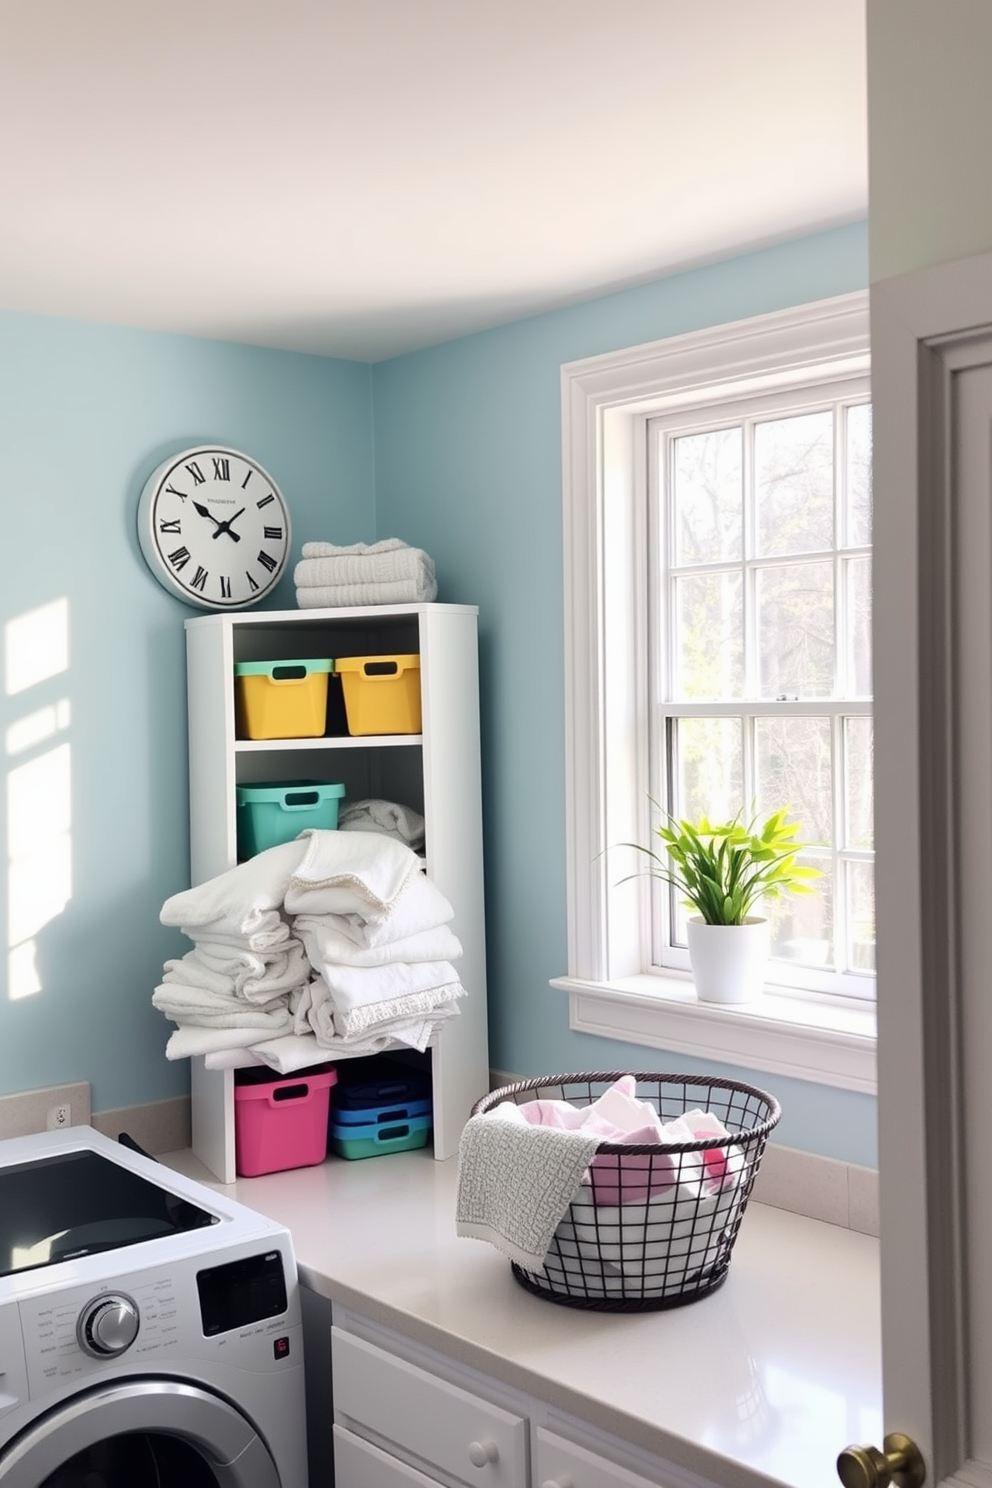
[555,293,876,1093]
[650,384,873,997]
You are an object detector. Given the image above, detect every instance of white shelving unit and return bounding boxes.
[184,602,489,1183]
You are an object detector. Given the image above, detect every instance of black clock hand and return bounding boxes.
[211,507,245,541]
[193,500,223,529]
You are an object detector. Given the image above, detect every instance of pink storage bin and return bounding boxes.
[234,1066,338,1177]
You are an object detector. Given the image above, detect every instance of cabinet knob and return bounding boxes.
[837,1434,925,1488]
[468,1438,499,1468]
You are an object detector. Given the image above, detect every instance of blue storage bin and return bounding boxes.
[236,780,345,859]
[332,1096,432,1128]
[333,1056,432,1112]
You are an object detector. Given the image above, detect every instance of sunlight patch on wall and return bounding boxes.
[5,600,73,1001]
[5,600,69,696]
[7,745,72,999]
[7,700,71,756]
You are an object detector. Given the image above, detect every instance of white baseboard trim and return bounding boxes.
[489,1069,878,1236]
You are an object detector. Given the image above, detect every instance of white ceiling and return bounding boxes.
[0,0,867,362]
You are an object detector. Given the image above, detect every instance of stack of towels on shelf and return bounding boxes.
[294,538,437,609]
[152,829,464,1075]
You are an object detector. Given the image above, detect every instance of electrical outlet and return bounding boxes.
[47,1103,71,1130]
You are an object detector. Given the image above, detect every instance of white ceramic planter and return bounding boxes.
[686,916,770,1004]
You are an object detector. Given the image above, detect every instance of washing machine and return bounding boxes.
[0,1124,309,1487]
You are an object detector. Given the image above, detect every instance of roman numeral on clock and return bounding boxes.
[165,483,187,501]
[246,571,260,593]
[256,493,275,509]
[158,518,181,533]
[257,550,278,573]
[263,526,283,540]
[168,546,191,571]
[219,576,232,599]
[212,457,230,481]
[191,566,209,592]
[185,461,206,486]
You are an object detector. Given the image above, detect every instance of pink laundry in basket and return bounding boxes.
[513,1077,742,1207]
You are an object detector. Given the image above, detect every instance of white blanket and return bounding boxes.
[295,916,462,971]
[161,839,304,941]
[283,829,421,919]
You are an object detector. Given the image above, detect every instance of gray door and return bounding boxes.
[872,247,992,1487]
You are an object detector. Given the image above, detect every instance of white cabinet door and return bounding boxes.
[873,249,992,1484]
[535,1428,666,1488]
[333,1425,444,1488]
[332,1327,527,1487]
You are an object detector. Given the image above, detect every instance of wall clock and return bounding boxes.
[137,445,292,610]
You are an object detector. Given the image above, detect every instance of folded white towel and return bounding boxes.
[456,1103,603,1271]
[296,578,436,608]
[179,922,292,952]
[165,1025,273,1060]
[315,956,460,1014]
[152,981,293,1032]
[283,829,423,920]
[302,966,464,1041]
[302,539,408,558]
[235,1028,406,1072]
[291,870,454,949]
[294,980,456,1049]
[202,1047,269,1070]
[163,940,310,1004]
[295,915,462,971]
[161,839,304,939]
[338,798,426,850]
[295,541,434,590]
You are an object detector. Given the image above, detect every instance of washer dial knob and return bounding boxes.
[77,1293,140,1358]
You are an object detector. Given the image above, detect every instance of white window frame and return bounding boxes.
[553,292,877,1094]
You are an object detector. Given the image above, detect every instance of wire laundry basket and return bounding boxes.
[471,1070,780,1312]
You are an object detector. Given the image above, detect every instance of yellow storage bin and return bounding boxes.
[234,658,333,740]
[336,654,422,736]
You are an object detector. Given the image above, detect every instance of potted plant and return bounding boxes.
[621,806,821,1004]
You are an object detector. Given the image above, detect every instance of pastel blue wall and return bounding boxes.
[372,222,878,1165]
[0,223,878,1165]
[0,310,373,1114]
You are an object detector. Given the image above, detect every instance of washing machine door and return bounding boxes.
[0,1378,282,1487]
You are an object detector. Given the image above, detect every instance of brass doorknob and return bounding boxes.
[837,1433,925,1488]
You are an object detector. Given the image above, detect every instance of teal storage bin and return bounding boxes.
[236,780,345,859]
[330,1112,432,1160]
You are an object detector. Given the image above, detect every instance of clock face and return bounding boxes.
[137,446,292,610]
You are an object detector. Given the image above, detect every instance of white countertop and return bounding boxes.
[165,1145,882,1488]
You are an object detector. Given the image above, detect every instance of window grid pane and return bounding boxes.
[655,393,873,997]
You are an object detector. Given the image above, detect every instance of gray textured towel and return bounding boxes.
[456,1107,601,1270]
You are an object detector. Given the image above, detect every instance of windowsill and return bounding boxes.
[549,972,877,1094]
